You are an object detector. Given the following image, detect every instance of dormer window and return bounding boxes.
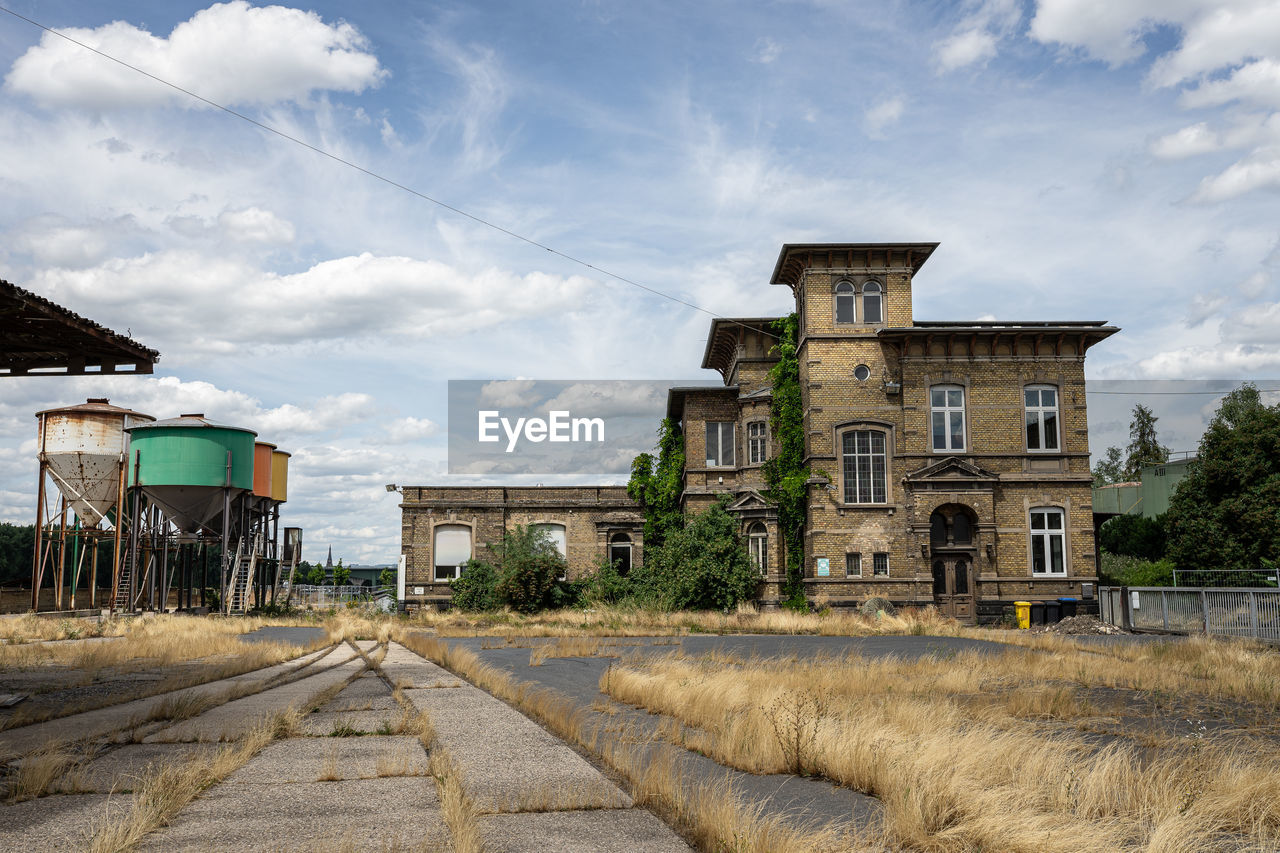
[835,281,856,323]
[862,281,883,324]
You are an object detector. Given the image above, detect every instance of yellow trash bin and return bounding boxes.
[1014,601,1032,630]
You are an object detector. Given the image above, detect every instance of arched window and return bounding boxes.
[952,512,972,544]
[930,385,966,452]
[609,532,632,576]
[834,281,856,324]
[861,281,883,324]
[433,525,471,582]
[841,428,888,504]
[532,522,568,580]
[748,522,768,577]
[1025,385,1060,451]
[930,511,948,546]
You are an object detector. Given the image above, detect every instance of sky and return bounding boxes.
[1,0,1279,564]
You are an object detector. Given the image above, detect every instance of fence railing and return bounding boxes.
[285,584,391,608]
[1100,586,1280,642]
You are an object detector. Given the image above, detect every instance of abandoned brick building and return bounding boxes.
[399,242,1117,621]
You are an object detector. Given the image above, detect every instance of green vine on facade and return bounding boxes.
[762,313,811,607]
[627,417,686,549]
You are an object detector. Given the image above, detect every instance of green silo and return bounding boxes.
[126,414,257,533]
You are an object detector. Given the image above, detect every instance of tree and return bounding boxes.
[1092,446,1125,486]
[646,500,759,611]
[1099,513,1166,561]
[304,563,325,585]
[1165,384,1280,580]
[1124,403,1170,480]
[492,525,567,613]
[377,567,396,590]
[0,524,35,587]
[331,558,351,586]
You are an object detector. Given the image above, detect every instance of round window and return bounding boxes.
[853,364,871,381]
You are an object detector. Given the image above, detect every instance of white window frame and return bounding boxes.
[930,385,966,452]
[841,428,888,504]
[608,532,632,574]
[845,552,862,578]
[748,523,768,577]
[834,281,856,324]
[433,524,472,582]
[1030,508,1066,576]
[861,281,883,324]
[705,421,736,467]
[747,421,768,465]
[873,552,889,577]
[531,522,568,581]
[1025,385,1060,452]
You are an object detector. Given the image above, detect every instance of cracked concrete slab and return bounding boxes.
[224,736,427,783]
[145,656,366,743]
[384,643,629,814]
[477,809,691,852]
[0,646,337,760]
[0,793,132,852]
[296,709,400,736]
[138,776,449,853]
[56,743,225,793]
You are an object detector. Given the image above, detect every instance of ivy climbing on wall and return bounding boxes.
[762,313,813,609]
[627,417,686,550]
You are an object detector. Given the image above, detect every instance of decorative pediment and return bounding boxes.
[596,511,643,525]
[904,456,999,484]
[725,490,776,513]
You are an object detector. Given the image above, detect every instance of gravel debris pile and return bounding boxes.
[1044,615,1127,635]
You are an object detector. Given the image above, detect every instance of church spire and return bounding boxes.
[326,546,333,569]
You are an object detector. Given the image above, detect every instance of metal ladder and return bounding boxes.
[112,559,133,612]
[224,536,254,615]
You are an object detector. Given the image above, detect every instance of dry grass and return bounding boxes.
[317,744,342,781]
[600,645,1280,852]
[0,613,123,643]
[85,709,294,853]
[398,630,851,852]
[428,744,483,853]
[3,741,84,801]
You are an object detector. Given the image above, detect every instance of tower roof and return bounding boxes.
[770,242,939,288]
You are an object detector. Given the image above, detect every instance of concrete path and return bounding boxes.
[145,653,364,742]
[1,792,128,852]
[0,646,336,759]
[387,642,692,851]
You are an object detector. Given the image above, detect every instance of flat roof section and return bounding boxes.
[1,280,159,376]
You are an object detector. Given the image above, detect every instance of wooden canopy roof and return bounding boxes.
[1,279,159,376]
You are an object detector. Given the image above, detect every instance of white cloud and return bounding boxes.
[864,96,905,138]
[27,252,595,357]
[934,0,1021,73]
[1150,122,1222,159]
[426,34,510,172]
[1138,342,1280,377]
[1189,148,1280,202]
[217,207,295,244]
[752,37,781,64]
[5,1,386,110]
[479,380,541,408]
[365,417,440,445]
[936,29,999,72]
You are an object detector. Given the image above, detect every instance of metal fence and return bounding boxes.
[1100,586,1280,642]
[285,584,390,608]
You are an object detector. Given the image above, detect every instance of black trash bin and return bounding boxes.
[1058,598,1078,618]
[1030,601,1046,625]
[1045,600,1062,623]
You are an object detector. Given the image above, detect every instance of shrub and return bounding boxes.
[492,525,567,614]
[580,556,633,606]
[450,559,499,612]
[1099,513,1167,561]
[646,500,759,611]
[1100,553,1175,586]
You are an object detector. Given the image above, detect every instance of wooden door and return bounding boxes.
[931,555,975,623]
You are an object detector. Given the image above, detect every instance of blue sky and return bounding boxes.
[1,1,1278,563]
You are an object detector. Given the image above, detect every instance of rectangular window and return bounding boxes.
[841,429,887,504]
[845,552,862,578]
[748,421,768,464]
[930,386,966,452]
[873,553,889,576]
[705,421,735,467]
[1025,386,1060,451]
[1030,508,1066,575]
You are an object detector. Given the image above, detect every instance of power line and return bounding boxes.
[0,4,782,340]
[1089,387,1280,395]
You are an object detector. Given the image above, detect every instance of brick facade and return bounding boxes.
[399,241,1117,622]
[398,486,642,606]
